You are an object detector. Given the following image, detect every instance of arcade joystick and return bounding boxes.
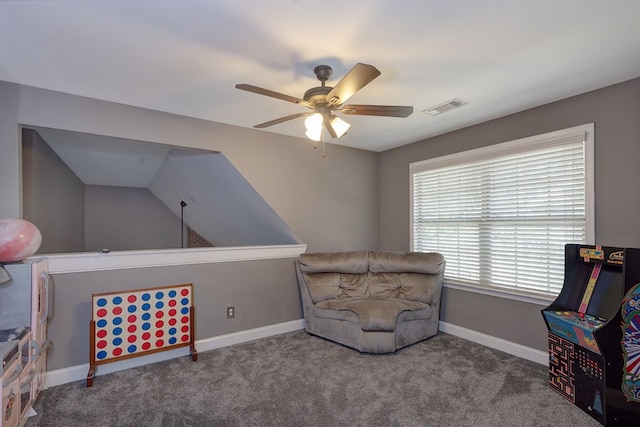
[578,312,585,320]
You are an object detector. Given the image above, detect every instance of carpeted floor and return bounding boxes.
[27,331,601,426]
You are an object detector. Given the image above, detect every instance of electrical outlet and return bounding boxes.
[226,306,235,319]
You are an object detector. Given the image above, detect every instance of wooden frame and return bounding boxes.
[87,283,197,387]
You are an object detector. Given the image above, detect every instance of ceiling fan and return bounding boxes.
[235,63,413,142]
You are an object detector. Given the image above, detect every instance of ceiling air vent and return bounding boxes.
[422,98,468,116]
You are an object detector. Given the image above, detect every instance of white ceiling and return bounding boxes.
[2,1,640,152]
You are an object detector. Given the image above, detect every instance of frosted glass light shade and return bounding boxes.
[330,116,350,138]
[304,113,323,141]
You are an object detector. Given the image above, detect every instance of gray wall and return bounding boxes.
[379,77,640,351]
[5,78,638,370]
[0,80,379,253]
[22,128,85,254]
[47,258,300,370]
[84,185,182,251]
[0,81,377,372]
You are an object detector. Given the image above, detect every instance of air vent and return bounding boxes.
[422,98,468,116]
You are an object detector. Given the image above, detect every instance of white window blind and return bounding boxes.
[410,124,594,298]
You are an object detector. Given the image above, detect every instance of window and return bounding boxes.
[411,124,594,298]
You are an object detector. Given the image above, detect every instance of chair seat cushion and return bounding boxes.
[314,298,431,331]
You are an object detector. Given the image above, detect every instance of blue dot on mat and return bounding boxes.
[113,327,122,336]
[155,291,164,299]
[142,303,151,311]
[181,298,189,306]
[156,301,164,309]
[181,307,189,315]
[127,305,137,313]
[113,317,122,325]
[169,328,177,335]
[113,337,122,346]
[96,298,107,307]
[168,290,177,298]
[97,351,107,360]
[127,345,137,353]
[142,293,151,301]
[142,313,151,321]
[97,319,107,328]
[113,296,122,305]
[168,337,177,345]
[142,322,151,331]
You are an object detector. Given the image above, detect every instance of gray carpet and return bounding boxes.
[27,331,601,427]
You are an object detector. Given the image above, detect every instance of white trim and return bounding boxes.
[409,123,593,172]
[584,123,596,244]
[36,244,307,274]
[43,319,305,387]
[43,319,548,388]
[439,321,549,366]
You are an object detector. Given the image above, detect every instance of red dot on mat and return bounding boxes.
[113,307,122,315]
[97,308,107,317]
[156,320,164,328]
[142,342,151,350]
[155,311,164,319]
[127,295,137,303]
[156,330,164,338]
[97,330,107,338]
[181,316,189,324]
[128,335,137,343]
[181,335,189,342]
[142,332,151,340]
[155,340,164,347]
[113,348,123,356]
[168,309,177,317]
[128,315,137,323]
[169,300,177,307]
[97,340,107,349]
[128,325,137,333]
[168,318,177,326]
[181,289,189,296]
[181,325,189,333]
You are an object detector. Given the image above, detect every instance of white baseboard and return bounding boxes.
[44,319,547,388]
[44,319,305,388]
[439,321,549,366]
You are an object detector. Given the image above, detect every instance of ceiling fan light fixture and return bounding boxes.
[305,128,322,141]
[304,112,323,141]
[236,63,412,148]
[330,116,350,138]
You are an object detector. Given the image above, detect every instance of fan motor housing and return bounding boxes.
[303,86,332,106]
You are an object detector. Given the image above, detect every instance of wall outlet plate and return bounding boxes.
[226,306,235,319]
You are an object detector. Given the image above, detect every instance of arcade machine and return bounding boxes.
[542,244,640,425]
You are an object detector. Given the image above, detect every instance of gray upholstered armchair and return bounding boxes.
[295,251,445,353]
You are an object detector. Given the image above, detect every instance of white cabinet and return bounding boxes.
[0,259,50,426]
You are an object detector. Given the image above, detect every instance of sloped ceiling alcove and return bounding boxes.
[28,127,301,251]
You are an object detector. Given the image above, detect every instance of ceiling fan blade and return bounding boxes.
[325,63,381,106]
[236,84,311,108]
[340,104,413,117]
[253,112,309,129]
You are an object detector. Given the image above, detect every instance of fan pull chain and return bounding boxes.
[321,126,326,157]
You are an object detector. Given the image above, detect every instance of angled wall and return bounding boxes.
[21,128,85,254]
[148,149,301,247]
